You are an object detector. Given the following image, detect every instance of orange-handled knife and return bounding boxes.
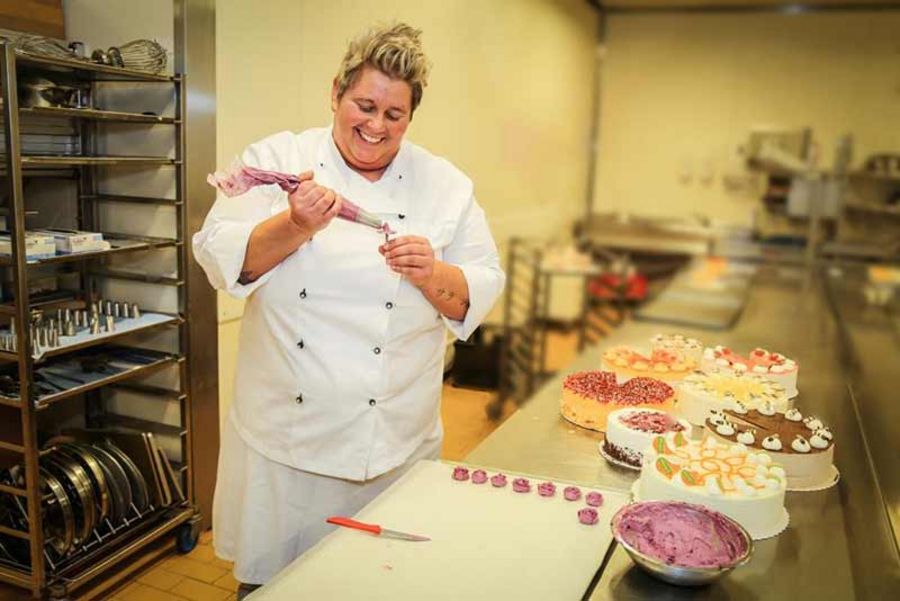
[326,516,431,542]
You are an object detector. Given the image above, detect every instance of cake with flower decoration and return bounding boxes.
[635,432,788,539]
[702,346,799,397]
[602,408,692,468]
[601,346,697,384]
[650,334,704,364]
[705,404,835,490]
[677,370,790,426]
[561,371,676,432]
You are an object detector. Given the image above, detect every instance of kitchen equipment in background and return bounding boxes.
[116,39,168,74]
[863,153,900,179]
[744,127,811,171]
[17,76,86,109]
[1,33,80,61]
[326,516,431,542]
[0,436,176,565]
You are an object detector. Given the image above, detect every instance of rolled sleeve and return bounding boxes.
[192,202,277,299]
[440,195,505,341]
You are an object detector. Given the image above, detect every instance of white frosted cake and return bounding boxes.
[650,334,703,364]
[705,404,836,490]
[678,370,790,426]
[602,408,692,468]
[701,346,799,397]
[635,433,788,540]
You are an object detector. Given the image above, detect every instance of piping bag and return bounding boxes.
[207,160,395,239]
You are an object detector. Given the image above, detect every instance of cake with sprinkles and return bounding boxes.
[561,371,675,432]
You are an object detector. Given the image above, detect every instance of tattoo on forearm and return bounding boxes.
[435,287,469,309]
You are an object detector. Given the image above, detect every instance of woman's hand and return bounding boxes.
[380,236,435,287]
[287,171,343,237]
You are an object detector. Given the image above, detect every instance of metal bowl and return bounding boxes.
[611,501,753,587]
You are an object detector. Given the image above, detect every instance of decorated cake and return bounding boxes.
[635,432,788,539]
[600,346,697,383]
[677,370,790,426]
[561,371,676,432]
[650,334,704,364]
[705,405,835,490]
[602,408,692,468]
[701,346,799,397]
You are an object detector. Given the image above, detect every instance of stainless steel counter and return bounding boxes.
[465,266,900,600]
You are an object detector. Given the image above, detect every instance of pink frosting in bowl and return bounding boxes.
[611,501,752,577]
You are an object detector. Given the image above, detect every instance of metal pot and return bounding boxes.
[18,76,81,108]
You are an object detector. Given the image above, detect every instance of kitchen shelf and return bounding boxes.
[0,313,182,363]
[844,203,900,217]
[96,414,186,438]
[21,155,178,167]
[15,51,175,83]
[0,350,181,410]
[81,194,181,206]
[848,171,900,183]
[0,294,85,317]
[19,106,177,125]
[0,234,179,267]
[90,269,183,286]
[0,40,198,599]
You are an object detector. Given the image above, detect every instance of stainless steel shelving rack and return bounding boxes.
[0,43,198,599]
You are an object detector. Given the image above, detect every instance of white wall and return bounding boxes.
[593,11,900,226]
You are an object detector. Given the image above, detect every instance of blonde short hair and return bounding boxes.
[335,23,430,114]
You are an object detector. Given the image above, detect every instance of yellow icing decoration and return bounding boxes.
[681,470,703,486]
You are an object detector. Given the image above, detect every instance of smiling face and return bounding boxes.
[331,66,413,181]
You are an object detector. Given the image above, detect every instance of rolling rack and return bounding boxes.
[492,238,549,418]
[491,238,605,415]
[0,43,199,598]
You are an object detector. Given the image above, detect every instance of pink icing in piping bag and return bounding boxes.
[207,161,395,235]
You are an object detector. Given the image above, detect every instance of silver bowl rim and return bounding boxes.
[610,500,754,575]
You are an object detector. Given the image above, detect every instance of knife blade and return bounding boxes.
[326,516,430,542]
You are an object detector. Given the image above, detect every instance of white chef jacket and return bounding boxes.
[193,127,505,481]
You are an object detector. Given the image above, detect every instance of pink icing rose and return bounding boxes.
[512,478,531,493]
[452,467,470,481]
[471,469,488,484]
[490,473,507,488]
[586,492,604,507]
[537,482,556,497]
[563,486,582,501]
[578,508,599,525]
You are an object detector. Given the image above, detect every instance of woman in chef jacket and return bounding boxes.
[193,22,504,597]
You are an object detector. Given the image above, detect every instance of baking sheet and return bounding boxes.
[254,460,629,600]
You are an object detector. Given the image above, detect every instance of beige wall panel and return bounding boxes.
[594,11,900,225]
